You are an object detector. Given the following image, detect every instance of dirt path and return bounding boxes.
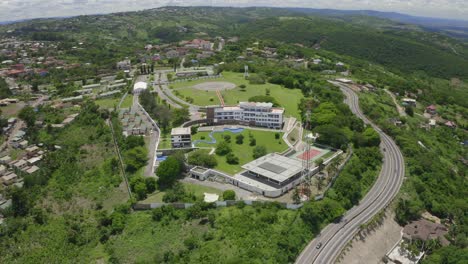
[336,211,402,264]
[384,89,406,117]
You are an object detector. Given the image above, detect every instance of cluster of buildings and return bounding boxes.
[206,102,284,130]
[141,38,219,62]
[60,77,130,103]
[0,37,82,81]
[0,144,45,186]
[119,107,151,136]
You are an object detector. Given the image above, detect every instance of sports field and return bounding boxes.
[171,72,303,118]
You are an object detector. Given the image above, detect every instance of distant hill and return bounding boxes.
[289,8,468,40]
[1,6,466,79]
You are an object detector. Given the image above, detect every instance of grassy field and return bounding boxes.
[192,129,288,174]
[95,94,132,109]
[142,182,224,203]
[0,102,25,117]
[172,72,303,118]
[158,137,172,150]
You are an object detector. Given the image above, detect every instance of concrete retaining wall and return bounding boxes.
[134,199,304,211]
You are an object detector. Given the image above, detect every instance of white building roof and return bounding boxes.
[239,102,273,108]
[171,127,191,136]
[133,81,148,91]
[241,153,303,184]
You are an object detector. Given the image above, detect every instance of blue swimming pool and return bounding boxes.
[156,156,168,161]
[192,127,245,145]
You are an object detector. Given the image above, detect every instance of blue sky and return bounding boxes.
[0,0,467,21]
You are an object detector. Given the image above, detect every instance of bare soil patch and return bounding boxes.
[192,81,236,91]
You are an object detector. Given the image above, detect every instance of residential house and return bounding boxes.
[116,59,131,70]
[1,172,18,186]
[402,98,417,107]
[445,121,457,129]
[403,219,450,246]
[426,105,437,116]
[165,50,179,59]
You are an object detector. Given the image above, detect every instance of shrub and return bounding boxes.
[222,190,236,200]
[253,145,267,159]
[188,150,218,168]
[215,141,232,156]
[275,132,280,139]
[249,137,257,146]
[226,153,239,164]
[236,134,244,144]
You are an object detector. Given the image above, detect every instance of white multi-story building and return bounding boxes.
[171,127,192,148]
[207,102,284,129]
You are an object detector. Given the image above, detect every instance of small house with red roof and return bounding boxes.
[444,121,456,128]
[426,105,437,115]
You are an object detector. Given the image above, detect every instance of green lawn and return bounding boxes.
[158,137,172,150]
[95,94,132,109]
[142,182,224,203]
[173,72,303,118]
[192,129,288,174]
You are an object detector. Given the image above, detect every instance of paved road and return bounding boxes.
[295,82,405,264]
[131,93,160,177]
[153,71,183,109]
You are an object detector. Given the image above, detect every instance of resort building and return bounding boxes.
[207,102,284,129]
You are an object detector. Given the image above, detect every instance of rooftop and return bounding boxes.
[171,127,191,136]
[133,81,147,91]
[241,153,303,184]
[239,102,273,108]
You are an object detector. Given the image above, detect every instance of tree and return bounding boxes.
[116,71,125,80]
[172,108,190,127]
[124,135,145,150]
[223,134,231,143]
[314,125,349,150]
[18,106,37,128]
[188,150,217,168]
[9,187,31,217]
[215,141,231,156]
[356,127,381,147]
[226,153,239,164]
[235,134,244,144]
[156,156,182,187]
[249,137,257,146]
[145,177,157,193]
[191,126,198,135]
[275,133,280,140]
[124,146,148,172]
[134,180,148,200]
[405,106,414,117]
[292,188,301,204]
[0,77,12,99]
[222,190,236,200]
[253,145,267,159]
[316,158,324,171]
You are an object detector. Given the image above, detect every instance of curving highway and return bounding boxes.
[295,82,405,264]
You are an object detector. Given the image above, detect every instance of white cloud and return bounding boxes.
[0,0,467,21]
